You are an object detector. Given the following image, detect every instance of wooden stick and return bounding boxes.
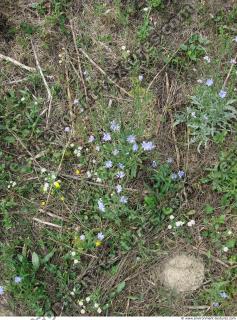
[44,134,72,207]
[31,41,53,128]
[78,47,132,97]
[192,246,230,268]
[60,173,145,193]
[186,306,210,310]
[33,217,62,229]
[7,129,43,169]
[147,35,190,91]
[0,53,37,72]
[169,111,180,168]
[70,20,88,102]
[223,52,237,88]
[38,209,69,221]
[65,59,75,130]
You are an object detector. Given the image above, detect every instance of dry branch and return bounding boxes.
[0,53,37,72]
[147,35,191,91]
[33,217,62,229]
[31,41,53,128]
[223,52,237,88]
[70,20,88,101]
[78,47,132,97]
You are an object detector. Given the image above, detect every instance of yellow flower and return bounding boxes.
[53,181,61,189]
[41,201,46,207]
[95,240,102,247]
[75,169,81,175]
[60,196,65,201]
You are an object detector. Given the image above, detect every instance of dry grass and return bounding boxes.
[0,0,237,316]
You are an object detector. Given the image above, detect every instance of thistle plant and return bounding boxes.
[175,84,237,151]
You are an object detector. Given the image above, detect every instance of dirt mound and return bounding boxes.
[159,254,205,293]
[0,304,14,316]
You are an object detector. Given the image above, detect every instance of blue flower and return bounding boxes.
[205,79,214,87]
[112,149,119,156]
[132,143,138,152]
[127,135,136,144]
[0,286,4,295]
[120,196,128,204]
[88,135,95,143]
[219,291,228,299]
[141,141,155,151]
[116,171,125,179]
[167,158,173,164]
[102,132,111,142]
[14,276,22,284]
[177,170,185,179]
[115,184,122,194]
[105,160,113,168]
[171,173,178,180]
[97,232,105,240]
[118,163,125,169]
[98,199,105,212]
[110,120,120,132]
[212,302,220,308]
[219,90,227,99]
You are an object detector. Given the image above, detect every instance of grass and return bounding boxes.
[0,0,237,316]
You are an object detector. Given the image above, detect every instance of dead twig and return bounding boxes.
[31,40,53,128]
[185,125,190,174]
[78,47,132,98]
[33,217,62,229]
[7,129,43,170]
[0,53,37,72]
[60,173,146,193]
[185,306,210,310]
[223,52,237,88]
[3,77,28,85]
[169,111,181,168]
[156,73,178,136]
[147,35,190,91]
[192,246,230,268]
[65,57,75,129]
[38,209,69,222]
[103,94,133,102]
[44,134,72,207]
[70,20,88,102]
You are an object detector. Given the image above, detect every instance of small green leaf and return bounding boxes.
[32,252,40,270]
[187,209,196,216]
[17,254,23,262]
[180,44,188,51]
[116,281,126,294]
[162,207,173,215]
[217,215,225,224]
[4,136,15,144]
[226,240,236,249]
[41,251,54,264]
[144,195,157,208]
[204,204,214,214]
